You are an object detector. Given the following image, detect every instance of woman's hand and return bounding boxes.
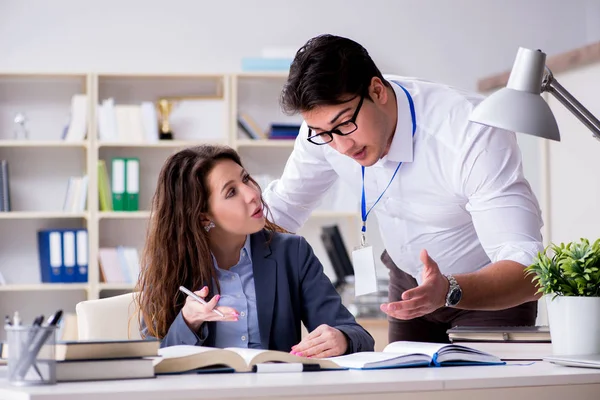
[181,286,239,332]
[290,324,348,358]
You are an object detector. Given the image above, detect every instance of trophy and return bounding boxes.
[13,113,30,140]
[157,98,174,140]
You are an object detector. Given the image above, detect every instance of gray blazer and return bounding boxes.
[151,230,374,354]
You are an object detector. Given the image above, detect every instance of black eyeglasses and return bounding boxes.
[307,95,364,145]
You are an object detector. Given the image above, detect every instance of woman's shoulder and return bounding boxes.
[264,230,306,248]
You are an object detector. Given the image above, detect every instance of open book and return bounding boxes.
[325,341,504,370]
[153,346,341,374]
[154,341,503,373]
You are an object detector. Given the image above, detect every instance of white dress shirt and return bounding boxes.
[263,75,544,284]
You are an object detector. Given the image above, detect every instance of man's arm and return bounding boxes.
[381,125,543,319]
[263,123,339,233]
[454,124,544,309]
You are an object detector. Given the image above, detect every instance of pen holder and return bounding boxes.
[5,324,57,386]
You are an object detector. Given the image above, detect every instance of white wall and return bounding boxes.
[0,0,597,91]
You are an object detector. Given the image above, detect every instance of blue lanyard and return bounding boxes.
[360,83,416,245]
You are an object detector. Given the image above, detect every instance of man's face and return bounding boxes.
[302,83,391,167]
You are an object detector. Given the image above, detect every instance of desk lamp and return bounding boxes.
[470,47,600,141]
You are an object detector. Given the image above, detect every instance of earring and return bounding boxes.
[204,221,215,232]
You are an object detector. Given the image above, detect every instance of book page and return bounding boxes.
[158,345,220,359]
[325,352,430,369]
[382,341,447,357]
[225,347,340,370]
[224,347,276,366]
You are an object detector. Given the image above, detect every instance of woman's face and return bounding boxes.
[206,159,266,235]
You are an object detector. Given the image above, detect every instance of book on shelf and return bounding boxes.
[98,160,113,211]
[447,325,551,343]
[63,94,88,142]
[237,113,266,140]
[268,123,301,140]
[0,160,11,212]
[98,246,140,284]
[153,341,503,374]
[62,175,88,212]
[241,57,292,72]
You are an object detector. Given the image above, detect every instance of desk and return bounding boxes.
[0,362,599,400]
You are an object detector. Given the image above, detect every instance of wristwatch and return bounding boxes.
[444,275,462,307]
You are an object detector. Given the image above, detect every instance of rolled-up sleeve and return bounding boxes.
[263,123,339,233]
[460,125,544,267]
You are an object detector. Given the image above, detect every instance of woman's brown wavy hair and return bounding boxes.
[136,144,284,339]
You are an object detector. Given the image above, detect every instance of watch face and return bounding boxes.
[448,288,462,306]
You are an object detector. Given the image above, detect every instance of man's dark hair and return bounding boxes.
[280,34,389,114]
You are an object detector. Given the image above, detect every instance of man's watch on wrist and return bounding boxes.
[444,274,462,307]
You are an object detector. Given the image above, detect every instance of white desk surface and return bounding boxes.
[0,362,599,400]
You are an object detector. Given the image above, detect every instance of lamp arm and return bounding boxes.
[542,69,600,141]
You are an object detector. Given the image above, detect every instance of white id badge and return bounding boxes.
[351,245,378,296]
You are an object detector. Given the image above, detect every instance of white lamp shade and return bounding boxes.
[470,87,561,141]
[470,47,561,141]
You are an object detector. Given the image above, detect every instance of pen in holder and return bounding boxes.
[5,324,58,386]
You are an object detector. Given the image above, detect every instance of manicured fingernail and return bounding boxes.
[297,352,303,357]
[290,351,297,355]
[215,295,220,301]
[234,317,238,321]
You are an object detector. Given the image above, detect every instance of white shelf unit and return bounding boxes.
[0,73,92,332]
[0,72,360,336]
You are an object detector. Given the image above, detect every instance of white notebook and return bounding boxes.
[545,354,600,369]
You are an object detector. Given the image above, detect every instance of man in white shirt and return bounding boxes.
[263,34,543,343]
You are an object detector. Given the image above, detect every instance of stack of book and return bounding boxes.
[446,325,552,361]
[1,339,159,382]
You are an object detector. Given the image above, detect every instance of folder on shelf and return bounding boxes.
[62,231,76,283]
[75,229,88,283]
[111,158,126,211]
[98,160,113,211]
[125,158,139,211]
[37,230,63,283]
[0,160,11,212]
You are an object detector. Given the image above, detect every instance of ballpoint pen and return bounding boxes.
[30,315,45,381]
[14,310,63,381]
[179,286,225,317]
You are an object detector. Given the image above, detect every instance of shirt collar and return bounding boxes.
[379,80,415,164]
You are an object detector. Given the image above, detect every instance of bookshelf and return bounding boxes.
[0,72,360,336]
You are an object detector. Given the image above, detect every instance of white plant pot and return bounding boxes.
[545,295,600,355]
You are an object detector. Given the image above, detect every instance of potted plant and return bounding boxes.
[525,238,600,355]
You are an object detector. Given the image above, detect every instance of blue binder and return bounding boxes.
[74,229,88,283]
[37,230,63,283]
[62,231,76,283]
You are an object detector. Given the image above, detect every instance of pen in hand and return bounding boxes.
[179,286,225,317]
